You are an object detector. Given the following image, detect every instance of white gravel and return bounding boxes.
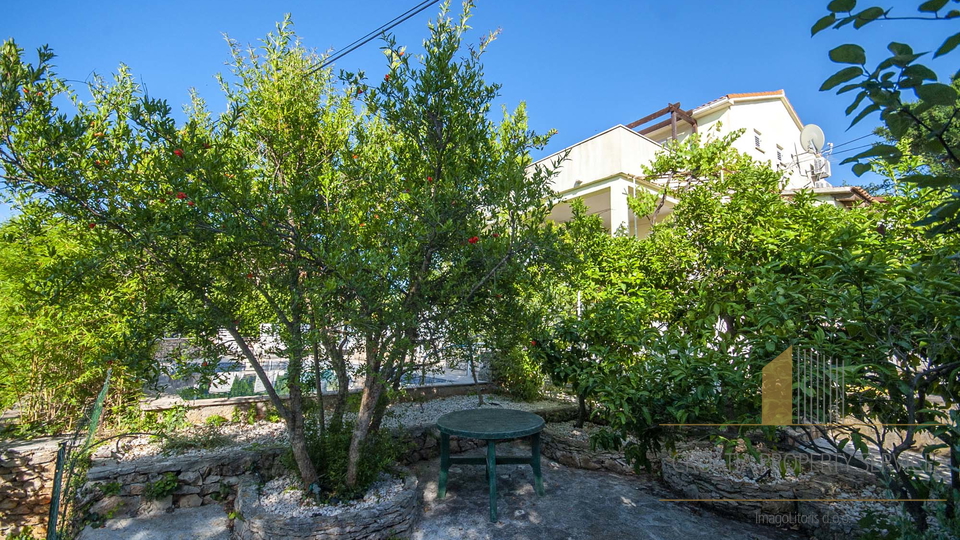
[671,444,815,485]
[258,473,404,518]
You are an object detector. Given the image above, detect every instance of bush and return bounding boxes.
[143,472,179,500]
[490,346,543,402]
[204,414,228,428]
[280,409,405,501]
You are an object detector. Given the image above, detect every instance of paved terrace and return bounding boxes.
[82,443,801,540]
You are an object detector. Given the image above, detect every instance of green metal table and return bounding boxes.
[435,408,545,522]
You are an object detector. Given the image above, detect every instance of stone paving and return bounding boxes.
[411,442,802,540]
[78,504,230,540]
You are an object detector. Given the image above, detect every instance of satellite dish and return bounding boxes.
[800,124,825,154]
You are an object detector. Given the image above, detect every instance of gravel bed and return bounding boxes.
[672,445,815,485]
[258,473,404,518]
[99,393,566,462]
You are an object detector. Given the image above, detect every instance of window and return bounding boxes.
[754,130,762,150]
[776,145,784,162]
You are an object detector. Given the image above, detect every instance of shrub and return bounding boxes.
[280,412,405,502]
[143,473,179,500]
[490,346,543,402]
[204,414,228,428]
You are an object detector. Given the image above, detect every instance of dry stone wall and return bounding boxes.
[232,472,419,540]
[81,445,287,520]
[0,438,65,538]
[661,455,879,538]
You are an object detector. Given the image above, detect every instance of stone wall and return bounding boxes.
[540,425,638,477]
[81,445,287,521]
[661,455,878,538]
[3,402,577,538]
[0,438,65,538]
[232,471,420,540]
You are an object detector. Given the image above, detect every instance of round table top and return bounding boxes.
[436,408,545,439]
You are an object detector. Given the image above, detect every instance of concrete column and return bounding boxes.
[609,182,630,234]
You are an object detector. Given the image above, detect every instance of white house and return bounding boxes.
[536,90,877,237]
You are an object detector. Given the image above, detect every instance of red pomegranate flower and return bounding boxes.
[88,223,96,229]
[173,149,184,158]
[176,192,186,199]
[468,236,479,244]
[246,273,254,279]
[352,154,358,160]
[530,340,537,346]
[491,233,500,238]
[427,176,433,182]
[187,201,195,206]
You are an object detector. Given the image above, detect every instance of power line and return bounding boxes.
[306,0,441,75]
[831,133,875,150]
[831,143,874,156]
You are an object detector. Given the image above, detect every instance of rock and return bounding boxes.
[138,495,173,517]
[90,496,125,517]
[175,485,201,495]
[179,494,203,508]
[179,471,201,485]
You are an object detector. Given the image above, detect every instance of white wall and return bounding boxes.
[536,125,664,194]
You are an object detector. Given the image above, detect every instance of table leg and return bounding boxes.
[438,432,450,499]
[531,432,544,496]
[487,440,497,522]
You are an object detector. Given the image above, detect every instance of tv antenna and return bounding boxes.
[799,124,831,185]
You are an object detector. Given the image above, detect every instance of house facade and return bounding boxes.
[536,90,876,237]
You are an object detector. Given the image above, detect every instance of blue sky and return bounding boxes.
[0,1,950,221]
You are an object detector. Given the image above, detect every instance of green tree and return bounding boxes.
[814,0,960,232]
[0,4,556,491]
[0,217,168,436]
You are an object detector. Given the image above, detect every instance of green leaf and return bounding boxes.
[849,102,880,127]
[821,66,864,91]
[887,42,913,56]
[812,13,837,35]
[883,110,912,139]
[845,91,868,115]
[946,9,960,19]
[915,83,958,105]
[852,163,872,176]
[919,0,948,12]
[836,83,861,94]
[890,53,925,67]
[902,64,938,82]
[901,174,958,188]
[829,44,867,65]
[828,0,856,12]
[934,32,960,57]
[853,7,885,28]
[839,144,901,165]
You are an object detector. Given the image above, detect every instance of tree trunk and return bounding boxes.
[321,332,350,428]
[576,391,587,428]
[287,385,320,488]
[311,338,325,439]
[345,376,385,487]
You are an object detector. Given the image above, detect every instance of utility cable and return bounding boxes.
[306,0,441,74]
